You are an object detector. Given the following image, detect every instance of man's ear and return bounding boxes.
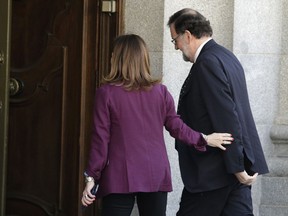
[184,30,194,44]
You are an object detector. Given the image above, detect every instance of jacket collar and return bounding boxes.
[194,38,213,63]
[196,39,216,61]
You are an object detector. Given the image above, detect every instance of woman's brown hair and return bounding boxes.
[103,34,161,90]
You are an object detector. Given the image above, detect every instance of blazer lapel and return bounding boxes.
[178,39,217,102]
[179,66,194,102]
[177,65,195,112]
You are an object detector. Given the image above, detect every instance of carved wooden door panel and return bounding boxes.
[5,0,123,215]
[6,0,83,215]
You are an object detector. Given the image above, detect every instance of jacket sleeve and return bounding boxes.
[85,86,111,182]
[163,85,207,151]
[197,57,245,173]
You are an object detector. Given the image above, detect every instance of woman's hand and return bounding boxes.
[206,133,233,150]
[81,181,96,207]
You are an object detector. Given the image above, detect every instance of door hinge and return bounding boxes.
[102,0,116,13]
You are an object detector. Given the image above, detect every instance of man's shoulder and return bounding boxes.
[204,40,230,53]
[200,40,236,62]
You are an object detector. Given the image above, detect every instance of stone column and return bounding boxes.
[233,0,287,215]
[268,1,288,216]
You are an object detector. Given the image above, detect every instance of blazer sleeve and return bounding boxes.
[197,58,245,173]
[85,86,111,182]
[162,85,207,151]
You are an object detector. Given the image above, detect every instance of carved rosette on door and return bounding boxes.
[9,78,24,96]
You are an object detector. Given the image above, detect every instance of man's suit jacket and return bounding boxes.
[176,39,269,193]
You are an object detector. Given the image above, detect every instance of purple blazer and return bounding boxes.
[85,83,206,198]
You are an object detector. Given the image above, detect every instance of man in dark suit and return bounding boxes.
[167,8,269,216]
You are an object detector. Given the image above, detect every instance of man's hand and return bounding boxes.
[235,171,258,185]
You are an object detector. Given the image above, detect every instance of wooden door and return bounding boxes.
[0,0,11,215]
[4,0,123,216]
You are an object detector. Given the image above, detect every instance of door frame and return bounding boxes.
[78,0,124,214]
[0,0,11,215]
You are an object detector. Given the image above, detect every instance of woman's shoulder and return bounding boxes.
[95,84,118,99]
[152,83,167,90]
[152,83,170,95]
[98,83,169,95]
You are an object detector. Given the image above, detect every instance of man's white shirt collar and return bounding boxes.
[194,38,212,63]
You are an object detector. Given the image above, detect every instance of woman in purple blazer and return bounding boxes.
[81,34,233,216]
